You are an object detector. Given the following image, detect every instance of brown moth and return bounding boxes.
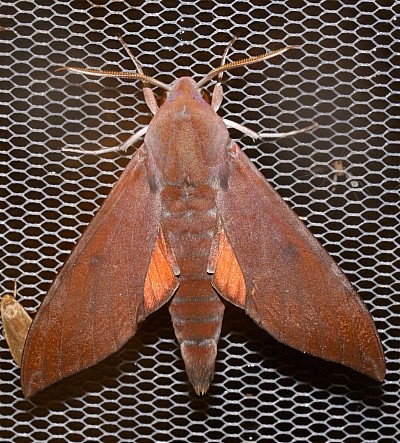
[1,283,32,366]
[20,38,385,397]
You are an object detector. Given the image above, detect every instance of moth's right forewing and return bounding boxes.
[213,145,385,381]
[21,147,178,398]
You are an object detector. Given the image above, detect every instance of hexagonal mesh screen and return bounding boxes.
[1,0,399,441]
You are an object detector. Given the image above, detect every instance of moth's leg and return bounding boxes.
[223,118,317,140]
[62,125,148,154]
[211,36,238,112]
[118,36,158,115]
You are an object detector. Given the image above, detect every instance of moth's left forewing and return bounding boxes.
[21,147,178,398]
[212,143,385,381]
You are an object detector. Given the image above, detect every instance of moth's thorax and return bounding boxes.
[145,77,231,187]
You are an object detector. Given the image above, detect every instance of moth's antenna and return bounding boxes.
[197,45,298,89]
[56,66,170,91]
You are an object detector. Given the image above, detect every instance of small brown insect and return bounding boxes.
[1,283,32,366]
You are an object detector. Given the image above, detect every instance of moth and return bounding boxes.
[1,283,32,366]
[20,38,385,397]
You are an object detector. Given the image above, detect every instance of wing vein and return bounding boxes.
[40,301,51,387]
[110,284,118,350]
[91,277,96,363]
[58,278,70,378]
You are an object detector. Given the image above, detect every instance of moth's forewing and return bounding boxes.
[212,145,385,381]
[20,147,178,398]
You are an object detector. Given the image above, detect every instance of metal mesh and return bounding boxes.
[1,0,399,441]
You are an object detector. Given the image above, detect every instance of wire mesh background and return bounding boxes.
[1,0,399,442]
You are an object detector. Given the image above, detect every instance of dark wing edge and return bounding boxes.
[21,148,178,397]
[212,144,385,381]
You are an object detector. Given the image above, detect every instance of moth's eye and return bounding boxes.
[201,89,211,104]
[159,91,168,106]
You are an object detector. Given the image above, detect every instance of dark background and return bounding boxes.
[1,1,399,442]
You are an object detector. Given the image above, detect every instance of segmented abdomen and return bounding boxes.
[161,182,224,394]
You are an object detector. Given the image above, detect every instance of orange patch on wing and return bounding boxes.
[144,230,179,314]
[212,229,246,308]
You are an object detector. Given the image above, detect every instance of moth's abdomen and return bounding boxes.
[169,279,224,395]
[161,181,223,394]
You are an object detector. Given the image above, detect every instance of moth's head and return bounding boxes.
[160,77,213,105]
[166,77,202,100]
